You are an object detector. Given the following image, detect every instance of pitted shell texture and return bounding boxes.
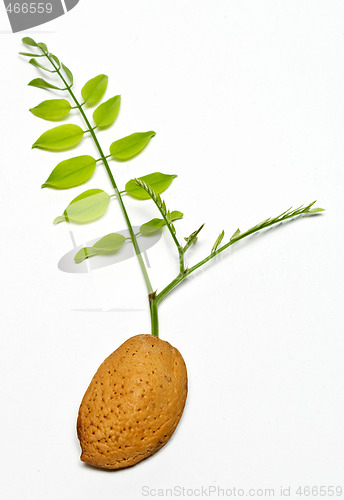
[77,334,188,469]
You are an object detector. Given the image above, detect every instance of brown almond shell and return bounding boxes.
[77,334,188,469]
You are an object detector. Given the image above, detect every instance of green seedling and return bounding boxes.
[20,37,324,469]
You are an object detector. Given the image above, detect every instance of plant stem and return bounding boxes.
[158,218,184,273]
[149,293,159,337]
[155,272,185,306]
[156,209,320,305]
[41,48,159,335]
[164,223,184,274]
[149,196,184,273]
[134,179,185,274]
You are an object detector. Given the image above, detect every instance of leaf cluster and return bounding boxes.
[22,37,182,263]
[22,37,324,299]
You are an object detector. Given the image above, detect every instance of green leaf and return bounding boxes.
[19,52,44,57]
[307,207,325,213]
[140,218,166,235]
[167,210,183,223]
[62,63,73,85]
[37,42,48,53]
[211,230,225,253]
[53,216,66,224]
[30,99,72,121]
[93,95,121,128]
[230,228,241,241]
[81,74,108,107]
[28,78,64,90]
[50,54,60,69]
[140,211,183,235]
[74,247,95,263]
[54,189,111,224]
[22,37,37,47]
[29,58,54,72]
[110,131,156,161]
[32,124,84,151]
[93,233,126,251]
[125,172,177,200]
[184,224,205,251]
[74,233,126,263]
[42,155,97,189]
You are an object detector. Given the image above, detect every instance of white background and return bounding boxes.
[1,1,344,498]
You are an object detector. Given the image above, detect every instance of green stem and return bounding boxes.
[134,179,185,274]
[155,273,185,306]
[149,294,159,337]
[156,210,317,304]
[164,225,184,274]
[151,199,185,273]
[42,49,158,333]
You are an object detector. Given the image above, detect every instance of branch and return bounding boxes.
[156,201,324,304]
[28,42,154,296]
[134,178,185,273]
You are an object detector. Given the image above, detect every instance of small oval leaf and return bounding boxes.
[74,233,126,263]
[74,247,97,263]
[28,78,63,90]
[110,131,156,161]
[22,37,37,47]
[93,95,121,128]
[30,99,71,121]
[93,233,126,252]
[169,211,183,223]
[29,58,53,72]
[54,189,111,224]
[62,63,73,85]
[125,172,177,200]
[32,124,84,151]
[308,207,325,213]
[19,52,44,57]
[42,155,97,189]
[140,218,166,235]
[53,215,66,224]
[140,211,183,235]
[81,74,108,107]
[37,42,48,53]
[50,54,61,69]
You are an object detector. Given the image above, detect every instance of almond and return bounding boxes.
[77,334,187,469]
